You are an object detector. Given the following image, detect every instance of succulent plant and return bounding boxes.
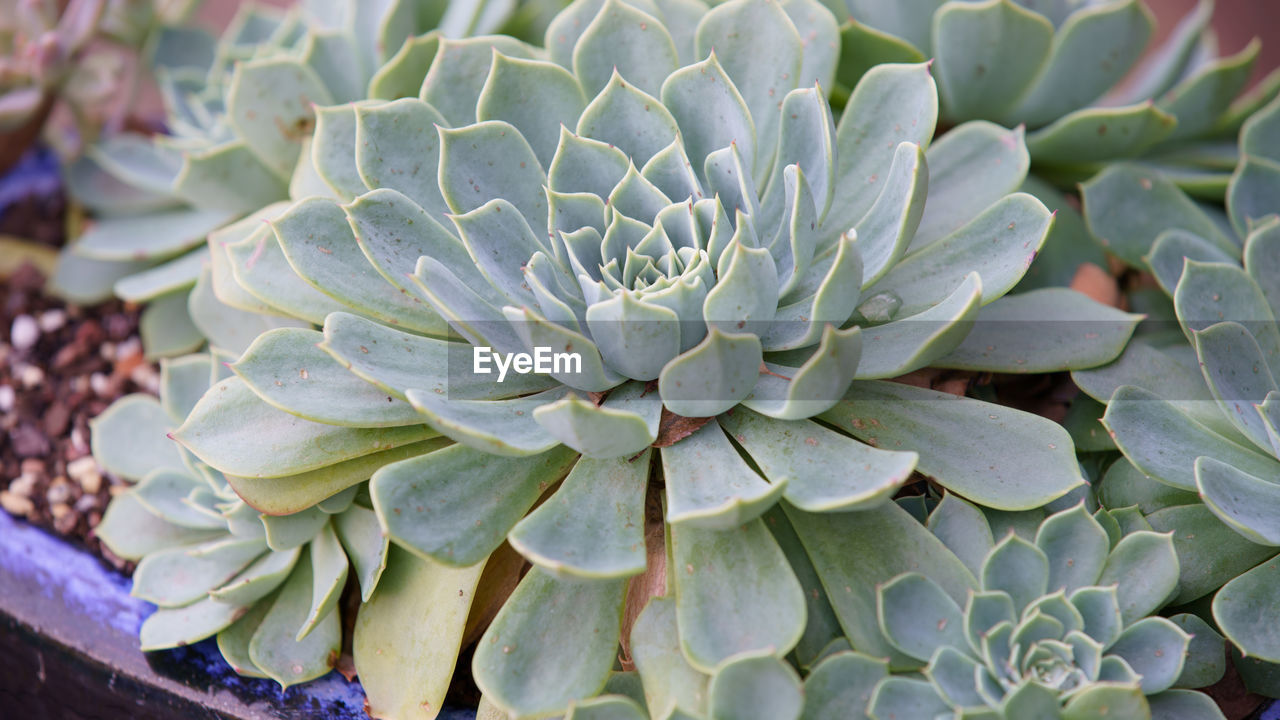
[91,352,389,689]
[832,0,1278,201]
[1072,95,1280,692]
[137,0,1156,715]
[53,0,519,357]
[0,0,167,171]
[793,498,1227,720]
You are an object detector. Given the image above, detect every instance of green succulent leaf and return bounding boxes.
[173,376,435,479]
[247,553,342,689]
[353,100,452,224]
[661,421,786,529]
[332,503,388,602]
[630,596,710,719]
[927,494,996,578]
[1102,385,1278,491]
[1158,38,1259,143]
[139,596,248,652]
[868,676,951,720]
[910,121,1030,252]
[982,533,1049,612]
[786,501,977,667]
[226,439,448,516]
[707,652,803,720]
[823,381,1085,510]
[931,0,1052,122]
[478,52,587,168]
[1097,530,1180,625]
[1169,614,1226,689]
[1035,503,1111,594]
[869,192,1050,316]
[1026,103,1177,167]
[507,452,649,579]
[474,568,628,718]
[354,546,484,720]
[372,444,578,567]
[1108,617,1190,694]
[1081,164,1236,267]
[1213,556,1280,663]
[937,288,1141,373]
[1147,689,1228,720]
[672,517,806,671]
[1146,503,1277,605]
[826,61,937,237]
[575,0,678,100]
[89,394,186,481]
[877,573,968,664]
[132,537,266,607]
[420,36,536,127]
[232,328,425,427]
[1061,682,1149,720]
[799,651,885,720]
[227,58,333,179]
[1002,0,1153,127]
[722,407,914,513]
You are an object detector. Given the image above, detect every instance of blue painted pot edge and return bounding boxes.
[0,509,477,719]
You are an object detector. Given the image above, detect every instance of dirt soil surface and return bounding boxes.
[0,186,155,571]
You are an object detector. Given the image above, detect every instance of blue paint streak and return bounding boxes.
[1,511,476,719]
[0,146,60,213]
[1263,699,1280,720]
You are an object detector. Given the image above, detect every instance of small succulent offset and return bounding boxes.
[1073,96,1280,693]
[54,0,518,357]
[156,0,1147,715]
[91,353,389,689]
[833,0,1278,199]
[797,498,1226,720]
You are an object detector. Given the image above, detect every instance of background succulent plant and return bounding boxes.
[91,352,389,689]
[1073,94,1280,694]
[53,0,520,358]
[829,0,1279,202]
[130,0,1156,716]
[0,0,185,172]
[794,498,1227,720]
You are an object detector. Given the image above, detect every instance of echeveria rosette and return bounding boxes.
[832,0,1279,201]
[796,498,1227,720]
[90,353,390,689]
[1071,94,1280,694]
[166,0,1143,716]
[53,0,518,357]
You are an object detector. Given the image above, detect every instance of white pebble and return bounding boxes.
[10,315,38,351]
[18,364,44,389]
[0,384,13,413]
[90,372,111,397]
[0,491,35,517]
[37,309,66,333]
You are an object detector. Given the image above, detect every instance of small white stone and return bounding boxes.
[8,473,37,497]
[46,479,74,505]
[0,491,35,517]
[0,383,13,413]
[70,427,89,454]
[10,315,38,351]
[90,372,111,397]
[18,364,44,389]
[116,337,142,360]
[67,456,97,480]
[37,309,66,333]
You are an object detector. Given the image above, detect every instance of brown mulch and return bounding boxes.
[0,260,154,570]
